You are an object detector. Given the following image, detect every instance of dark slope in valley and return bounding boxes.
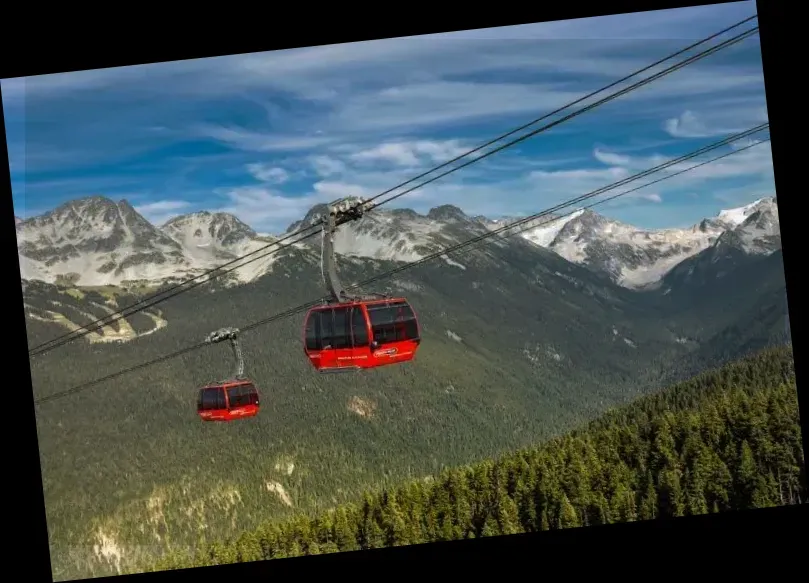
[145,345,803,574]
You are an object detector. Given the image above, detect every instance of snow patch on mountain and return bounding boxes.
[160,211,288,283]
[517,197,779,288]
[16,197,189,286]
[16,198,288,287]
[287,203,490,266]
[15,193,779,292]
[715,198,768,228]
[521,209,586,248]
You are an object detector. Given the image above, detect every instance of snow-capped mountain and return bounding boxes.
[285,201,494,266]
[709,197,781,255]
[15,194,780,291]
[514,197,780,288]
[475,213,561,233]
[160,211,285,282]
[15,197,285,287]
[17,197,187,286]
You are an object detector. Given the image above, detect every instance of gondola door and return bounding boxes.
[198,386,228,421]
[348,304,371,368]
[329,304,361,372]
[308,305,357,372]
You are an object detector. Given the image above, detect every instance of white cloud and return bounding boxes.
[183,66,765,153]
[2,2,758,106]
[528,166,631,187]
[217,187,332,232]
[192,125,337,152]
[351,143,420,167]
[593,149,632,166]
[7,1,769,232]
[255,130,770,228]
[349,139,469,166]
[60,122,769,235]
[712,182,776,206]
[663,109,756,138]
[331,81,587,132]
[592,190,664,210]
[584,139,774,205]
[246,163,290,183]
[5,4,767,184]
[620,191,663,204]
[133,199,193,226]
[309,155,347,178]
[134,200,191,213]
[311,180,376,200]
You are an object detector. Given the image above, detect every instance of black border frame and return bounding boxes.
[3,0,802,580]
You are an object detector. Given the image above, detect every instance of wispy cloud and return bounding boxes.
[246,163,290,184]
[4,1,771,233]
[134,199,194,226]
[663,109,752,138]
[192,125,336,153]
[348,139,469,166]
[309,155,347,178]
[217,186,332,230]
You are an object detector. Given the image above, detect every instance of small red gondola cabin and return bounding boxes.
[197,380,260,422]
[303,298,421,373]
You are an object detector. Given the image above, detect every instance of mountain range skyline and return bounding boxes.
[15,192,780,291]
[14,191,777,235]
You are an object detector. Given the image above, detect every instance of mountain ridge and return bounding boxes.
[16,195,780,291]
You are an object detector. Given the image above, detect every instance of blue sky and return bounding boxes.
[2,1,773,234]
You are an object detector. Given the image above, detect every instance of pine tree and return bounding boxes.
[320,541,340,554]
[684,473,709,516]
[658,468,685,519]
[481,514,499,538]
[287,540,302,558]
[639,473,658,521]
[558,493,580,529]
[590,491,612,525]
[650,416,679,474]
[235,531,262,562]
[332,506,358,552]
[379,491,409,547]
[515,474,537,532]
[751,475,776,508]
[705,451,733,511]
[540,508,551,531]
[736,440,762,509]
[494,486,521,536]
[404,482,427,544]
[612,485,637,523]
[562,447,592,525]
[314,512,335,546]
[359,496,385,550]
[448,469,474,539]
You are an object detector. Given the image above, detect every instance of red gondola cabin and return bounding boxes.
[303,298,421,373]
[196,380,260,422]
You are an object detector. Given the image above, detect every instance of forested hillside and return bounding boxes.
[142,345,804,573]
[28,226,791,581]
[32,242,693,580]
